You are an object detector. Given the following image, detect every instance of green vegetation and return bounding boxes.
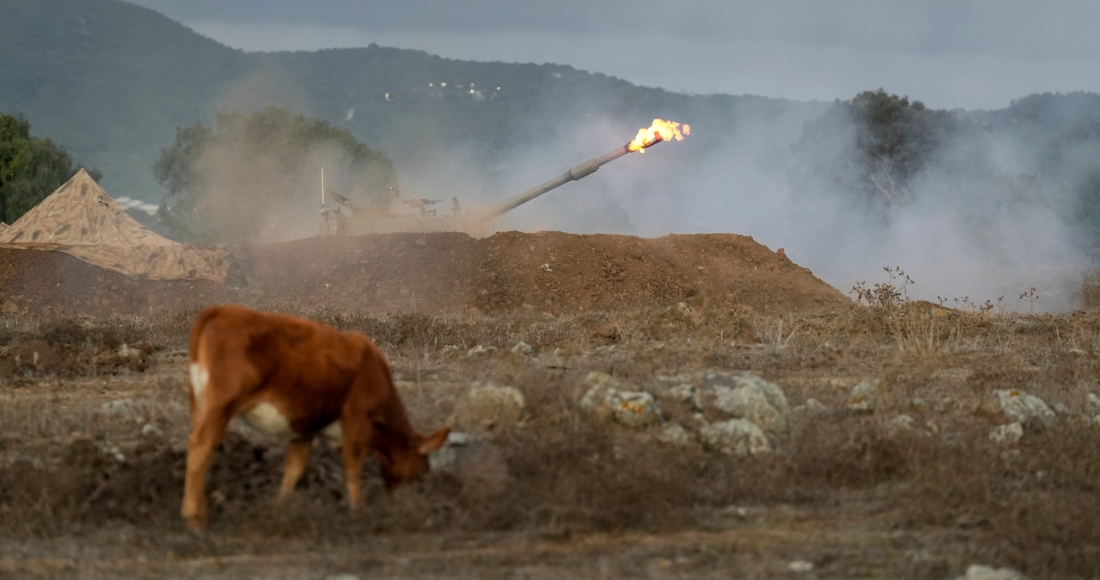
[0,113,99,224]
[153,107,396,242]
[791,89,992,213]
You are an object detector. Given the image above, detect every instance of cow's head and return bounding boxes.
[376,426,450,490]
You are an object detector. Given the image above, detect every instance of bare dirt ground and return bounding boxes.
[0,231,848,317]
[2,233,1100,579]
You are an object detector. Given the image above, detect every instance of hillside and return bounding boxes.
[0,0,250,196]
[0,0,824,203]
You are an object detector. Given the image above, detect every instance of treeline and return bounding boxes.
[790,90,1100,244]
[153,107,395,242]
[0,113,99,225]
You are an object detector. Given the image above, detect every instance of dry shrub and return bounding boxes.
[0,312,189,352]
[898,423,1100,578]
[0,397,708,540]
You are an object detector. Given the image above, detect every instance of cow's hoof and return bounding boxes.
[183,515,208,535]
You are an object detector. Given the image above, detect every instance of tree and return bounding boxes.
[0,113,99,224]
[997,92,1100,244]
[153,107,397,242]
[791,89,984,213]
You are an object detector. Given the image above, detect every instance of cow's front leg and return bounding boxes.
[278,437,314,502]
[181,407,231,533]
[340,423,370,512]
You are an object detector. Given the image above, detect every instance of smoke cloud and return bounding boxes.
[484,97,1091,312]
[188,66,1093,313]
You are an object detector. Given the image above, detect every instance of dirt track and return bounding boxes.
[0,231,848,316]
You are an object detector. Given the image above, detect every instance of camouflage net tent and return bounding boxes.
[0,170,229,283]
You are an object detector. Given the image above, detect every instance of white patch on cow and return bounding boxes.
[241,402,294,439]
[321,421,344,443]
[189,363,209,411]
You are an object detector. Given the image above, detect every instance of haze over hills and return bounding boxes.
[0,0,821,203]
[6,0,1100,311]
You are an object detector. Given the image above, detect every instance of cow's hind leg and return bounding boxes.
[181,404,231,533]
[278,437,314,502]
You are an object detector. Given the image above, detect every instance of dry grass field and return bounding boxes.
[2,299,1100,579]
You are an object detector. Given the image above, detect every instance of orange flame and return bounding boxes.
[628,119,690,153]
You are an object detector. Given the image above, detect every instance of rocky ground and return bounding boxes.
[3,299,1100,579]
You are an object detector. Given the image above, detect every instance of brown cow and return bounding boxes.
[181,304,449,532]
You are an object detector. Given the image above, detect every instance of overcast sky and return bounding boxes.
[129,0,1100,110]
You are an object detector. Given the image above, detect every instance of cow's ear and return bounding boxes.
[417,427,450,454]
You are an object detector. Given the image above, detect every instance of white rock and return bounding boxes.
[989,423,1023,445]
[887,414,917,434]
[962,563,1027,580]
[510,341,534,356]
[849,378,879,413]
[454,381,526,430]
[792,398,829,422]
[703,371,791,435]
[97,398,137,415]
[1086,393,1100,417]
[714,386,780,434]
[580,371,615,399]
[429,431,481,471]
[788,560,814,573]
[117,343,141,358]
[580,372,662,428]
[656,422,695,447]
[428,434,510,494]
[608,390,662,428]
[714,505,749,519]
[141,423,164,437]
[466,345,497,357]
[803,398,829,414]
[699,419,772,456]
[95,438,125,462]
[994,389,1056,427]
[666,382,704,411]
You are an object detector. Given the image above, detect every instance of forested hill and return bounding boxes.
[0,0,823,201]
[0,0,248,197]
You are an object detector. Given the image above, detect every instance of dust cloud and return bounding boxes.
[176,142,388,243]
[486,99,1092,312]
[182,69,1092,311]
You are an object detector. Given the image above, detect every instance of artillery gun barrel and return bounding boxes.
[479,139,656,221]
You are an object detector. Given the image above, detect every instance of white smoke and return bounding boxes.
[487,99,1091,312]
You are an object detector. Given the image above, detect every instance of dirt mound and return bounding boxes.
[0,248,235,316]
[248,231,847,315]
[0,232,848,316]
